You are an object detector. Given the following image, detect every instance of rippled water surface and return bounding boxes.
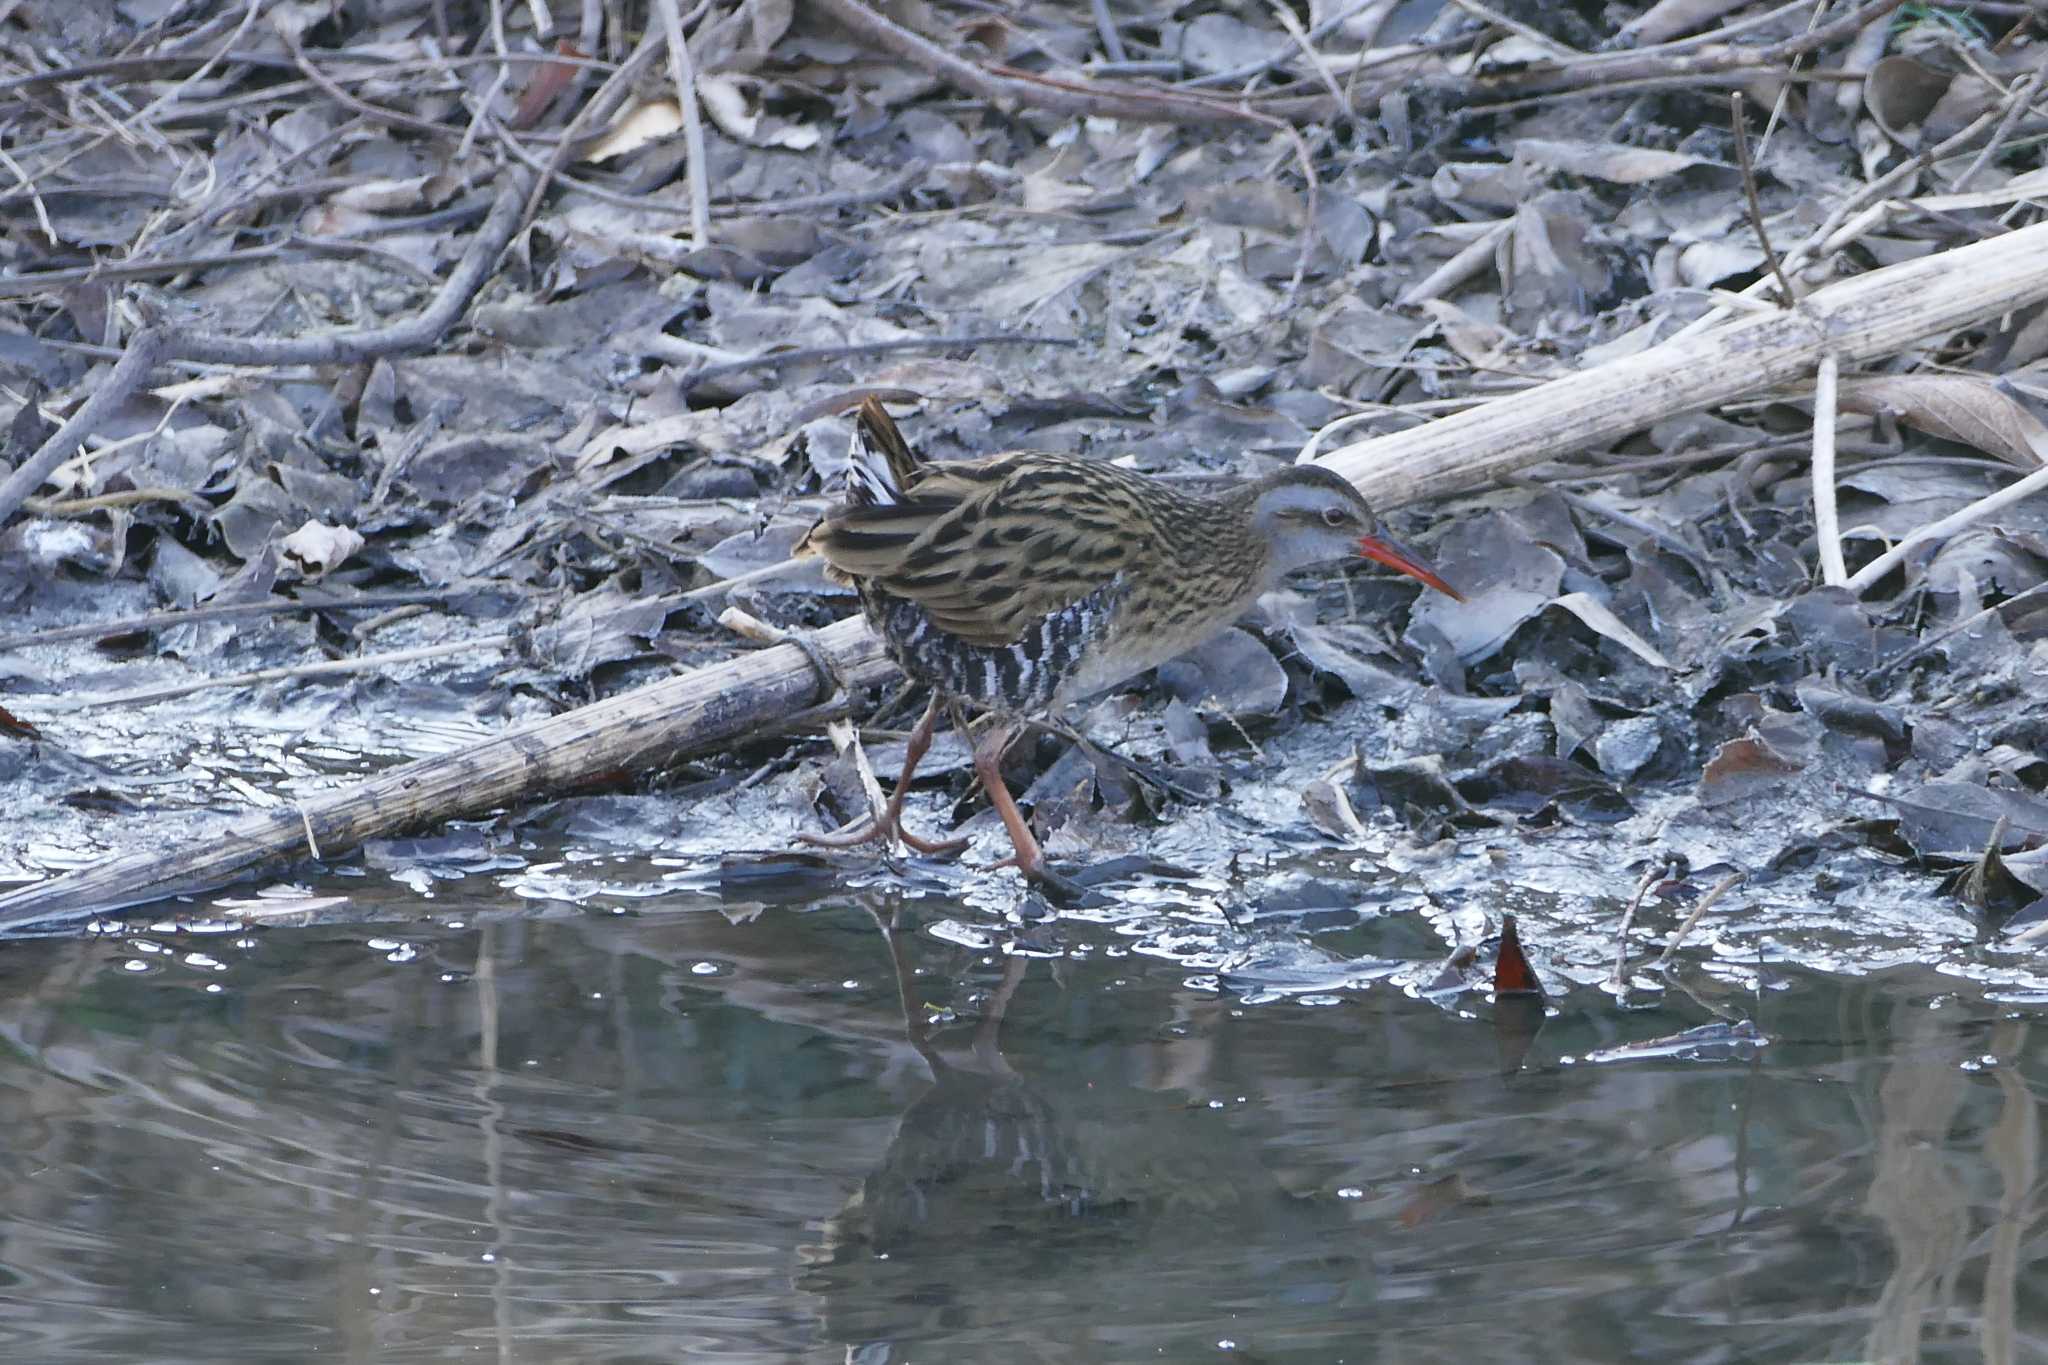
[0,867,2042,1363]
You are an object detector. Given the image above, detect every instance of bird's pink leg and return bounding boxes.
[800,696,970,857]
[970,721,1047,880]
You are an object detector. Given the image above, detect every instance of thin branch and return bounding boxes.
[654,0,713,248]
[1867,580,2048,683]
[23,635,513,713]
[680,333,1079,394]
[1811,353,1848,586]
[1729,91,1799,307]
[812,0,1289,126]
[0,590,465,654]
[1843,462,2048,595]
[0,330,167,528]
[1952,65,2048,193]
[519,24,664,226]
[1089,0,1127,62]
[0,168,536,526]
[1610,862,1670,996]
[283,29,454,139]
[1651,873,1746,971]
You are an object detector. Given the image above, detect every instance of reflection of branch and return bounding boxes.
[1982,1021,2035,1365]
[1865,1006,1970,1364]
[474,924,515,1360]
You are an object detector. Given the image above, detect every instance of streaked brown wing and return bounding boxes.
[804,454,1147,648]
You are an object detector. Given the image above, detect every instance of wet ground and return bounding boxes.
[0,852,2042,1363]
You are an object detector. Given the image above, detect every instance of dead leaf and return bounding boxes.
[1302,773,1369,842]
[696,73,820,150]
[1548,592,1673,669]
[584,100,685,163]
[1514,138,1725,184]
[1699,734,1803,806]
[1838,374,2048,468]
[1395,1173,1484,1229]
[279,520,364,576]
[511,41,586,131]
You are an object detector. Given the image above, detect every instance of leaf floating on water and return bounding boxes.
[1581,1021,1768,1064]
[1492,914,1542,996]
[1396,1173,1482,1231]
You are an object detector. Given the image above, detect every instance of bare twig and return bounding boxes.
[0,330,168,528]
[1651,872,1746,971]
[0,590,466,654]
[1611,861,1671,994]
[1447,0,1577,58]
[1952,65,2048,193]
[23,486,211,517]
[654,0,713,248]
[1720,90,1802,309]
[1811,353,1848,586]
[1729,91,1799,307]
[519,24,663,226]
[714,161,928,219]
[1843,462,2048,595]
[680,333,1079,393]
[283,29,453,139]
[1180,0,1433,90]
[1266,2,1347,108]
[1677,97,2012,339]
[1089,0,1127,62]
[1868,580,2048,683]
[1398,220,1511,306]
[813,0,1297,126]
[0,168,536,527]
[23,635,514,713]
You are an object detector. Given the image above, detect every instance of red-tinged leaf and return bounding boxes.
[0,703,38,740]
[510,40,586,131]
[1396,1173,1480,1230]
[1493,913,1542,995]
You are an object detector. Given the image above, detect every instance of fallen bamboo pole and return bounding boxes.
[5,220,2048,930]
[1316,220,2048,498]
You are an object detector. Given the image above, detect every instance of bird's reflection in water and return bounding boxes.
[797,907,1366,1363]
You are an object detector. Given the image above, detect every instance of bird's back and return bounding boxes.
[799,400,1264,712]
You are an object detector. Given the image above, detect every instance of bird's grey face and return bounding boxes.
[1252,467,1461,596]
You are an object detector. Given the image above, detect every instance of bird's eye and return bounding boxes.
[1320,506,1347,528]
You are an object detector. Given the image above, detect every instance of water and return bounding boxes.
[0,879,2039,1363]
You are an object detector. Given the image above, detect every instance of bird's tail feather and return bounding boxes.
[845,396,920,506]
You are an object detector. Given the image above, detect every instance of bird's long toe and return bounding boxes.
[798,814,967,858]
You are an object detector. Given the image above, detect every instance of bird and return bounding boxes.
[795,396,1461,883]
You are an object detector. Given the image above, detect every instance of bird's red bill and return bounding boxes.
[1358,535,1463,601]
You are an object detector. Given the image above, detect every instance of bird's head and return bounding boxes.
[1248,465,1461,598]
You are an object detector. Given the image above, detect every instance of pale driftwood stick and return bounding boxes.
[0,617,893,929]
[1812,353,1848,586]
[1843,462,2048,595]
[7,220,2048,929]
[1316,219,2048,503]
